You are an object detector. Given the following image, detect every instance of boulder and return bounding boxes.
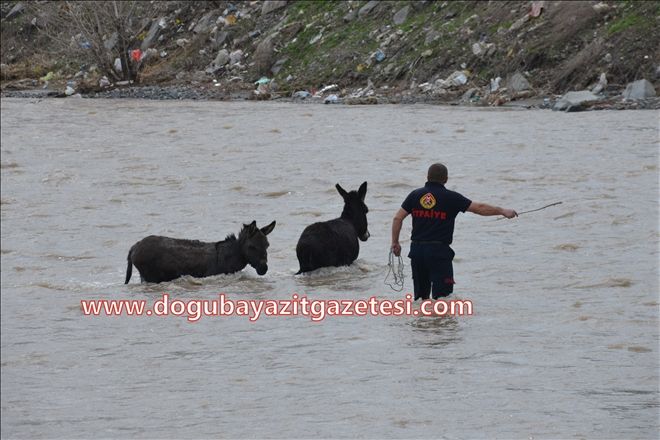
[343,10,357,23]
[622,79,656,100]
[213,31,230,47]
[193,11,216,34]
[212,49,230,67]
[393,6,410,25]
[261,1,287,15]
[6,2,25,20]
[254,36,275,75]
[358,0,379,18]
[229,49,243,65]
[507,72,530,93]
[552,91,600,111]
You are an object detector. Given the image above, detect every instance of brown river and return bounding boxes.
[1,98,658,439]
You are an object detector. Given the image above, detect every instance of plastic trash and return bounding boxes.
[65,86,75,96]
[80,41,91,49]
[447,71,468,86]
[320,84,338,94]
[254,77,271,85]
[99,76,110,88]
[40,71,54,82]
[114,58,122,72]
[324,94,339,104]
[490,76,501,92]
[293,90,311,99]
[373,49,385,62]
[131,49,142,62]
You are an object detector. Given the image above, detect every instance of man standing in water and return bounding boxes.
[390,163,517,300]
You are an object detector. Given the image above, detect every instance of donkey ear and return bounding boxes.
[336,183,348,199]
[248,220,258,235]
[260,220,276,236]
[358,181,367,201]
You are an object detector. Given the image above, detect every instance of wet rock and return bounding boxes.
[141,20,161,51]
[261,1,287,15]
[393,6,410,25]
[622,79,656,100]
[358,0,379,18]
[6,2,25,20]
[254,36,275,75]
[603,52,612,63]
[507,72,530,93]
[553,91,601,111]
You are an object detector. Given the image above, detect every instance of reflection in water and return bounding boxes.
[1,99,657,439]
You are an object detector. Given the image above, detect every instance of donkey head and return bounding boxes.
[336,181,370,241]
[239,220,276,275]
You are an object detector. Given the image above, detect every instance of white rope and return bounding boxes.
[385,249,405,292]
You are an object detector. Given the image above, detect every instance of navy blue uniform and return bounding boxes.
[401,182,471,299]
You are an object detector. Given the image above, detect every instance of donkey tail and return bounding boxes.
[125,249,133,284]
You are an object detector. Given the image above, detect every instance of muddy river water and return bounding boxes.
[1,98,658,438]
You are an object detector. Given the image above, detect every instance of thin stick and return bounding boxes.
[517,201,563,215]
[494,201,562,220]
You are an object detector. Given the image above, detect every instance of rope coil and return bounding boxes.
[385,250,405,291]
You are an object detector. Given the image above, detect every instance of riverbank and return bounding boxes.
[2,1,658,111]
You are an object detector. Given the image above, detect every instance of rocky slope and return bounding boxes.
[1,0,659,108]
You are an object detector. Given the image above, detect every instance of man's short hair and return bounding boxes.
[427,163,448,183]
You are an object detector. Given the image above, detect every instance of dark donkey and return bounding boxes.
[125,221,276,283]
[296,182,369,273]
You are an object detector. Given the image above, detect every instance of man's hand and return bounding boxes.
[391,242,402,257]
[501,209,518,219]
[468,202,518,218]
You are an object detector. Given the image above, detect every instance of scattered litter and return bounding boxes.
[293,90,311,99]
[319,84,338,94]
[130,49,142,62]
[324,94,339,104]
[40,71,54,82]
[254,77,271,85]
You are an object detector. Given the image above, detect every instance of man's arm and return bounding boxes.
[391,208,409,256]
[467,202,517,218]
